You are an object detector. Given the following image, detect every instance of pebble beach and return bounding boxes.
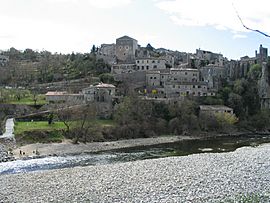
[0,143,269,202]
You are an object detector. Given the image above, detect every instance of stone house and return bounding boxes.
[146,71,161,87]
[136,46,150,58]
[97,44,116,65]
[116,36,138,63]
[145,67,215,99]
[82,83,116,118]
[111,63,137,74]
[45,91,83,103]
[200,65,226,89]
[82,83,116,103]
[136,58,166,71]
[199,105,234,115]
[164,81,210,98]
[170,68,200,83]
[196,49,224,66]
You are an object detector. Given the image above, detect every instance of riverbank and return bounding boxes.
[1,143,269,202]
[13,135,196,159]
[12,131,270,160]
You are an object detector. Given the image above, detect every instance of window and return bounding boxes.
[119,46,122,50]
[158,60,160,63]
[146,66,149,70]
[198,85,201,88]
[137,60,139,63]
[125,46,129,50]
[142,66,144,70]
[173,85,175,88]
[193,85,195,88]
[153,65,157,69]
[150,77,153,79]
[154,77,157,79]
[161,76,164,79]
[185,72,187,75]
[152,60,155,63]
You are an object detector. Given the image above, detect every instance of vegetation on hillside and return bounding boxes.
[0,47,111,86]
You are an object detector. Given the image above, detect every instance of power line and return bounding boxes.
[232,3,270,38]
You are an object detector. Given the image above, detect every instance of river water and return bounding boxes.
[0,134,270,175]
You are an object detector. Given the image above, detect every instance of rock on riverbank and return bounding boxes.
[0,143,269,202]
[0,143,14,162]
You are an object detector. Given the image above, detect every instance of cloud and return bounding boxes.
[47,0,133,8]
[156,0,270,36]
[233,34,247,39]
[87,0,133,9]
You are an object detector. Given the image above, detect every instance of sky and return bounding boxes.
[0,0,270,60]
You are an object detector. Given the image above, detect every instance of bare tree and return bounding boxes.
[57,104,97,143]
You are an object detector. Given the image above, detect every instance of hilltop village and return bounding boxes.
[45,36,269,114]
[0,36,270,143]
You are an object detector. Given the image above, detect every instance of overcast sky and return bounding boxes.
[0,0,269,59]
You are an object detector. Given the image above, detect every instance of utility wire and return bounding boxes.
[232,3,270,38]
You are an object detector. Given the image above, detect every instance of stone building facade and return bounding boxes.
[116,36,138,63]
[45,92,83,104]
[200,65,226,89]
[145,67,215,99]
[97,44,116,65]
[199,105,234,115]
[136,58,166,71]
[256,44,268,65]
[82,83,116,103]
[111,63,137,74]
[170,68,200,82]
[82,83,116,118]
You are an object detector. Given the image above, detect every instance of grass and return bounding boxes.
[15,121,66,144]
[15,119,115,135]
[14,121,66,135]
[9,95,47,105]
[14,119,115,144]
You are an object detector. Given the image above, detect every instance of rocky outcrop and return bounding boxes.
[258,62,270,109]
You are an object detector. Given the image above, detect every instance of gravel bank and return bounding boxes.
[13,135,195,159]
[0,142,14,162]
[1,144,270,203]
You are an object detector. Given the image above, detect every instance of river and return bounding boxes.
[1,133,270,175]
